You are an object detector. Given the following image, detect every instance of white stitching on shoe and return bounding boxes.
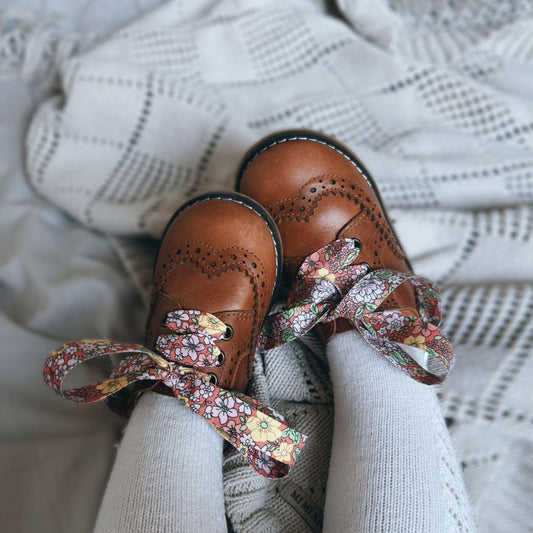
[243,134,375,190]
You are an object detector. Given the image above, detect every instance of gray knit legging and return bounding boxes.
[95,330,475,533]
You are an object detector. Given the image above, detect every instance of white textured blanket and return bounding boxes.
[2,1,533,531]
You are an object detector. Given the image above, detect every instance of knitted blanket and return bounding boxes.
[2,1,533,531]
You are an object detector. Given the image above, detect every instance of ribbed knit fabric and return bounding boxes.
[323,330,475,532]
[94,392,227,533]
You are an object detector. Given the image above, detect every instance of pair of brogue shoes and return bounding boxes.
[145,130,416,393]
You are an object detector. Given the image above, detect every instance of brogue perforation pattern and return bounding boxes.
[264,175,404,260]
[151,242,269,385]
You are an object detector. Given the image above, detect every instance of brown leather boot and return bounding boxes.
[237,130,417,341]
[43,191,309,476]
[145,192,282,392]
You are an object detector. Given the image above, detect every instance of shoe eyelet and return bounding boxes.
[352,238,362,250]
[360,262,371,272]
[208,373,218,385]
[222,324,234,341]
[217,350,225,365]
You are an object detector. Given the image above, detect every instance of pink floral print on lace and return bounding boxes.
[43,310,307,478]
[259,238,453,384]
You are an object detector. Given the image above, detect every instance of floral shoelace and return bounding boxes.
[43,310,307,478]
[259,238,453,384]
[43,238,451,479]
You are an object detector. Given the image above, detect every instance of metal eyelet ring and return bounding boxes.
[208,373,218,385]
[360,262,371,272]
[352,237,362,250]
[222,324,234,341]
[217,350,225,365]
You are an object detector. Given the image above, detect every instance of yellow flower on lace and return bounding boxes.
[315,267,335,282]
[95,376,129,394]
[403,335,427,350]
[272,441,295,462]
[197,313,226,336]
[176,394,191,409]
[246,411,283,443]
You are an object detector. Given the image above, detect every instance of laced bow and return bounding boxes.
[259,238,454,384]
[43,309,307,478]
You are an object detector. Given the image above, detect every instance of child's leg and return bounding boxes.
[323,330,475,533]
[95,393,227,533]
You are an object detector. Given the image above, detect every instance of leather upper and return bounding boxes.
[239,135,417,339]
[145,197,279,392]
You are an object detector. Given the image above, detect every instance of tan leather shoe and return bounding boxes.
[145,192,282,392]
[237,130,417,340]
